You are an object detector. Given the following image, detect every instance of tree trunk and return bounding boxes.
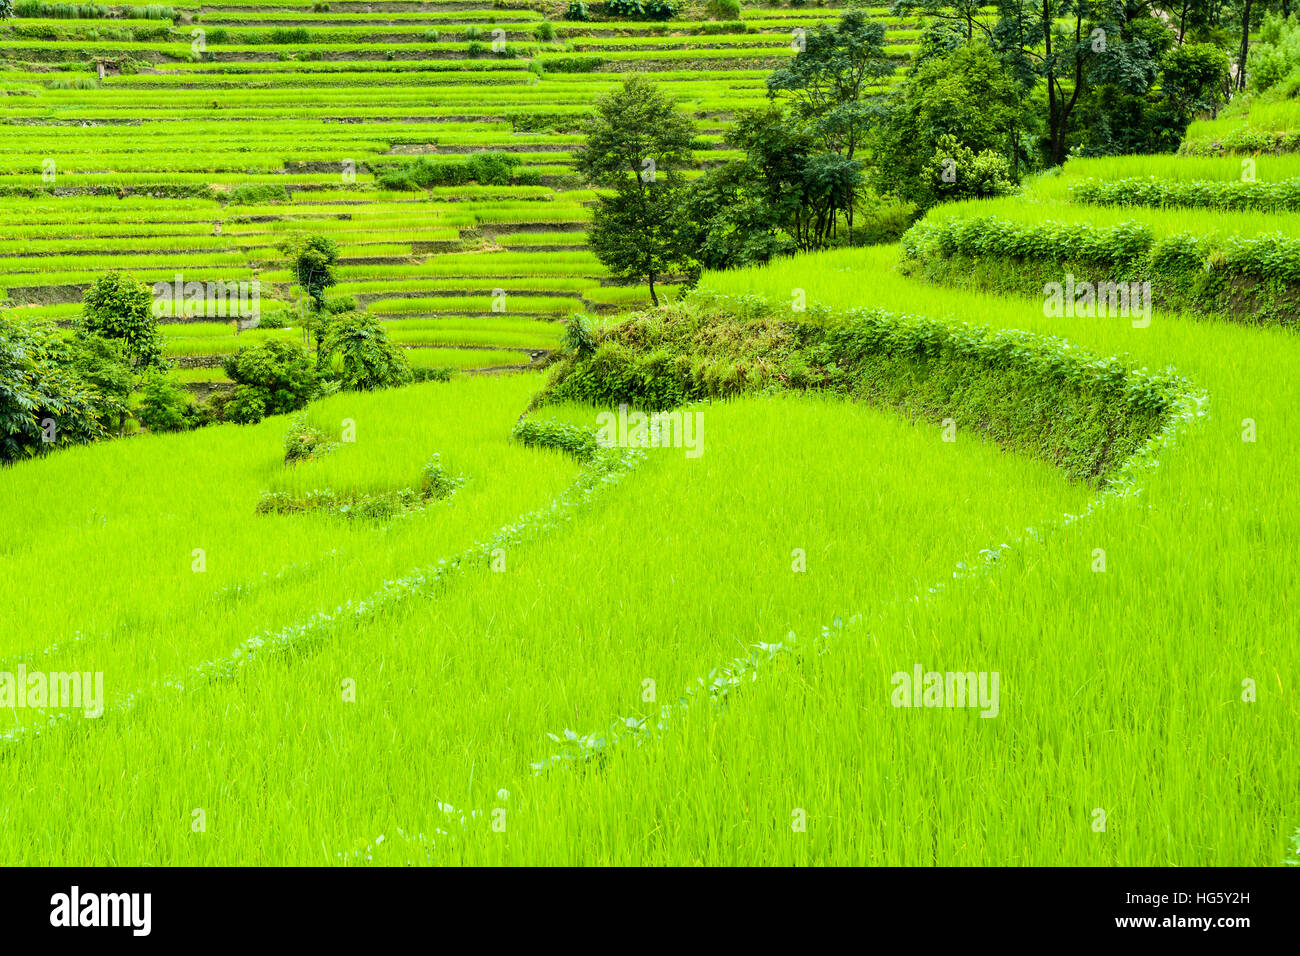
[1238,0,1253,92]
[1178,0,1188,43]
[647,272,658,307]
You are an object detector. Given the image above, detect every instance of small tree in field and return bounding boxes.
[81,271,161,369]
[319,312,412,392]
[281,234,339,341]
[575,74,696,306]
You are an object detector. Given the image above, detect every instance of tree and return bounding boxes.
[872,39,1030,207]
[1236,0,1253,89]
[684,103,864,261]
[281,234,339,333]
[81,271,161,369]
[0,0,12,21]
[894,0,992,43]
[766,9,893,235]
[1161,41,1230,124]
[221,340,317,424]
[318,312,413,391]
[69,332,134,435]
[682,159,795,271]
[766,9,895,162]
[0,319,122,463]
[575,74,697,305]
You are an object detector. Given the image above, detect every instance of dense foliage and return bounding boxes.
[220,340,318,424]
[0,319,124,463]
[80,271,161,369]
[537,291,1187,483]
[576,74,697,305]
[1072,175,1300,210]
[318,312,413,392]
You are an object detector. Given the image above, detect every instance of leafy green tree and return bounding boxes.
[765,9,892,236]
[318,312,413,391]
[766,9,894,162]
[872,39,1029,207]
[682,160,795,271]
[0,319,122,463]
[1161,40,1231,123]
[281,234,339,324]
[69,332,134,435]
[894,0,992,43]
[684,103,864,261]
[0,0,12,21]
[993,0,1102,165]
[221,340,317,424]
[81,271,161,369]
[575,74,697,305]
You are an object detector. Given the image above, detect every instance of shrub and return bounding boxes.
[467,151,520,185]
[705,0,741,19]
[282,412,336,464]
[512,419,600,461]
[224,386,267,426]
[81,271,161,369]
[1179,126,1300,156]
[68,332,133,433]
[318,312,413,392]
[0,319,122,463]
[1072,176,1300,213]
[563,314,597,357]
[900,213,1300,320]
[924,135,1015,203]
[220,340,317,424]
[226,183,289,205]
[412,365,454,383]
[534,20,556,41]
[563,1,591,21]
[135,373,195,433]
[1249,12,1300,94]
[606,0,676,18]
[376,153,525,190]
[257,309,291,330]
[269,27,310,44]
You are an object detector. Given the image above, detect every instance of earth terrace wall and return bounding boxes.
[900,215,1300,327]
[530,291,1196,486]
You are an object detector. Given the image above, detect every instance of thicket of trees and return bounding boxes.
[577,1,1285,299]
[0,233,427,461]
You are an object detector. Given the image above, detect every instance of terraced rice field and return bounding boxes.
[1,1,1297,881]
[0,1,927,383]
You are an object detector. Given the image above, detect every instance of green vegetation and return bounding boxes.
[0,0,1298,875]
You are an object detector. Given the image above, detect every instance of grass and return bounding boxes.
[2,0,1296,869]
[0,383,1095,863]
